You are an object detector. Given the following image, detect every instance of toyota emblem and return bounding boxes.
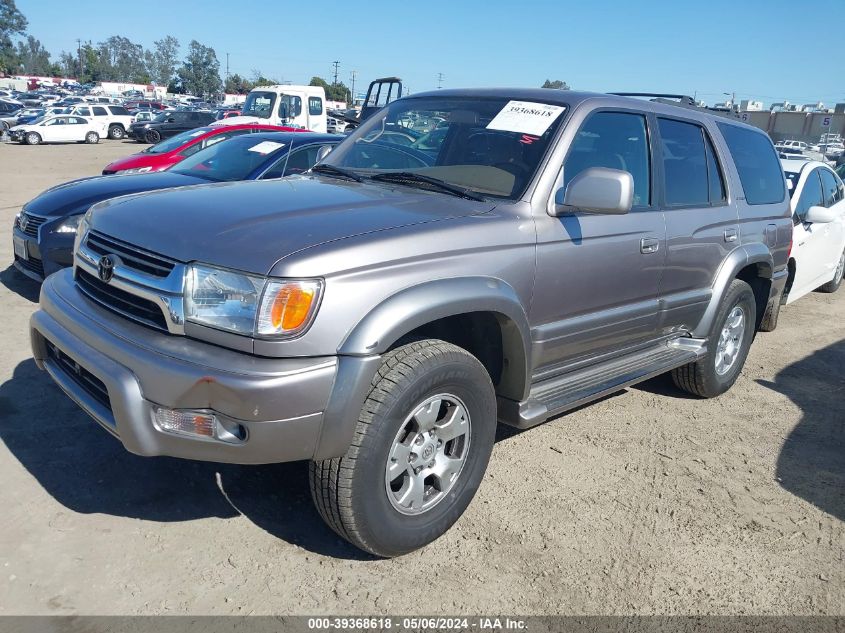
[97,255,116,282]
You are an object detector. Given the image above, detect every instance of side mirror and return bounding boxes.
[551,167,634,216]
[315,144,334,163]
[804,205,836,224]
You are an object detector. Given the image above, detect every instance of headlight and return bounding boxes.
[13,212,20,229]
[55,214,82,233]
[184,264,321,338]
[73,213,90,255]
[115,166,152,175]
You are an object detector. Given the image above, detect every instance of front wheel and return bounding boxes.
[818,250,845,293]
[25,132,41,145]
[85,132,99,144]
[310,339,496,557]
[672,278,756,398]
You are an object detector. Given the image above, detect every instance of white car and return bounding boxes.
[775,139,809,157]
[9,114,106,145]
[781,159,845,304]
[64,103,134,139]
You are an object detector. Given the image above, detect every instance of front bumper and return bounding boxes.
[12,222,74,281]
[30,270,378,464]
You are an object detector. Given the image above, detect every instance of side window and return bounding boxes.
[77,107,90,117]
[92,106,107,116]
[309,97,323,116]
[563,111,651,207]
[280,95,303,118]
[795,169,823,222]
[820,169,841,207]
[704,134,726,203]
[110,106,129,115]
[717,123,785,205]
[180,142,203,157]
[658,118,708,206]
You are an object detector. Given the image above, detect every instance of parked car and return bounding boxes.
[132,110,158,124]
[0,99,22,131]
[28,89,791,557]
[775,139,809,156]
[327,115,348,134]
[127,110,216,143]
[778,159,845,303]
[823,142,844,160]
[124,100,167,113]
[63,104,134,140]
[9,114,106,145]
[102,124,307,174]
[214,109,241,121]
[12,132,339,280]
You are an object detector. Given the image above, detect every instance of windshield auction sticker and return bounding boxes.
[247,141,285,154]
[486,100,565,136]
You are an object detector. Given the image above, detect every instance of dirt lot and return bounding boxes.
[0,140,842,616]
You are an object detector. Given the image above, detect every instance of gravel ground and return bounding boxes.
[0,140,842,616]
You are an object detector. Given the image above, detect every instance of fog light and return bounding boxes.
[153,407,245,443]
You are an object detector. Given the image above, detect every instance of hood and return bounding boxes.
[88,176,494,275]
[24,172,206,218]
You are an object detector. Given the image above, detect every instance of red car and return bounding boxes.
[102,124,305,174]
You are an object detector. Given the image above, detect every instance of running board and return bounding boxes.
[497,340,705,429]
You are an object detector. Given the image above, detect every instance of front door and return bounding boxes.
[531,110,665,375]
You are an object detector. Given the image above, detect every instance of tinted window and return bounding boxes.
[717,123,785,205]
[705,135,726,203]
[309,97,323,116]
[820,168,842,207]
[110,105,129,115]
[658,118,708,206]
[795,169,823,221]
[564,111,651,207]
[92,106,107,116]
[76,107,90,116]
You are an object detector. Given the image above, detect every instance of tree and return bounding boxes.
[16,35,52,75]
[542,79,570,90]
[224,73,252,94]
[97,36,148,83]
[0,0,27,75]
[147,35,179,86]
[309,75,350,102]
[176,40,222,98]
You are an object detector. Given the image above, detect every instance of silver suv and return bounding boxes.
[30,89,791,557]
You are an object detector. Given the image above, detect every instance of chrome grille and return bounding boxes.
[86,230,176,278]
[20,212,47,238]
[76,268,169,331]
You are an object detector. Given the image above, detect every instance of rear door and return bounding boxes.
[655,116,738,331]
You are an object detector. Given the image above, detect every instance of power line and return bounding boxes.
[350,70,357,104]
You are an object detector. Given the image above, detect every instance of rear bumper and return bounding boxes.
[29,270,379,464]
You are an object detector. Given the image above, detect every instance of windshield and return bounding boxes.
[241,91,275,119]
[143,127,212,154]
[170,136,287,181]
[323,96,567,199]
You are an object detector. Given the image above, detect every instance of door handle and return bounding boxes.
[724,228,738,242]
[640,238,659,254]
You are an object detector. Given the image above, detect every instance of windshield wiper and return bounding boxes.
[369,172,484,201]
[310,163,364,182]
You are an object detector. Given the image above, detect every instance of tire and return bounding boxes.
[145,129,161,144]
[818,250,844,293]
[25,132,41,145]
[85,132,99,144]
[1,121,8,132]
[310,339,497,557]
[108,125,124,140]
[672,279,756,398]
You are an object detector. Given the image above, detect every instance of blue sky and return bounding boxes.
[15,0,845,107]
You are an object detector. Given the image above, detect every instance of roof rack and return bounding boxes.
[609,92,742,121]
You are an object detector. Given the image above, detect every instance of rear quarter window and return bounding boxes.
[717,123,785,205]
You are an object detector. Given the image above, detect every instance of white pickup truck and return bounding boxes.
[65,104,134,139]
[216,85,328,133]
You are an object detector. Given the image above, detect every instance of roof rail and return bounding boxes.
[609,92,742,121]
[610,92,696,106]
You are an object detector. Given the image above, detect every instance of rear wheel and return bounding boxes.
[25,132,41,145]
[672,279,756,398]
[309,339,496,557]
[818,250,845,293]
[108,125,125,140]
[85,131,99,144]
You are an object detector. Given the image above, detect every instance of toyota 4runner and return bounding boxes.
[30,89,791,557]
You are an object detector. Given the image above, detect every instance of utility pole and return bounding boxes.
[76,38,83,80]
[332,60,340,85]
[226,52,230,83]
[437,72,444,89]
[350,70,357,105]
